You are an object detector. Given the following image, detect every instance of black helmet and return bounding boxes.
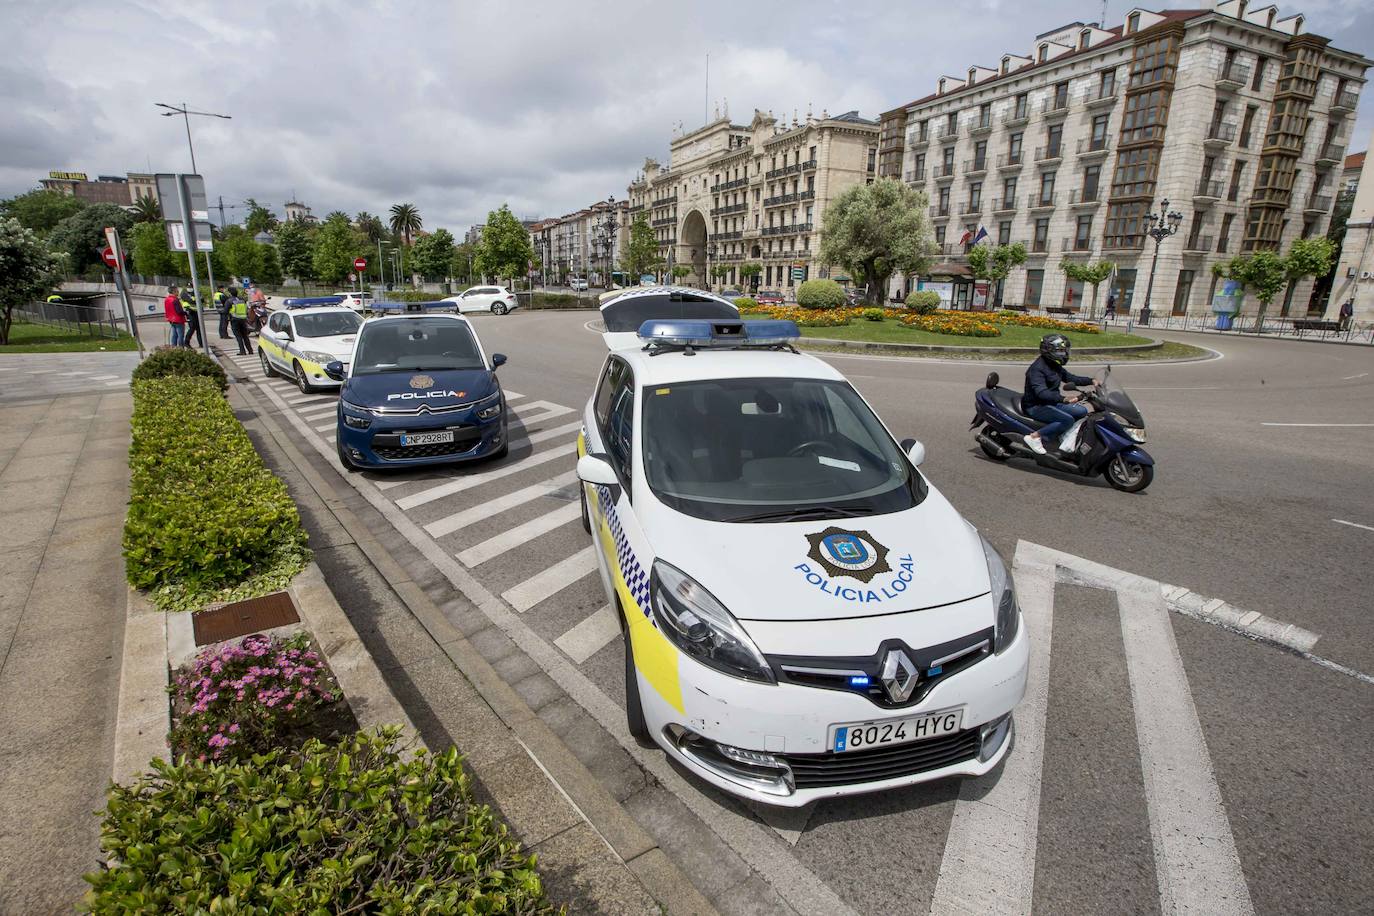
[1040,333,1071,365]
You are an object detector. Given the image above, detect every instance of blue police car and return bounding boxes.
[325,304,509,470]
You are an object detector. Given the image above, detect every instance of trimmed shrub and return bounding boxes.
[734,297,759,311]
[861,307,886,322]
[123,376,310,607]
[906,291,942,315]
[84,729,557,914]
[796,278,847,310]
[170,633,341,763]
[375,288,456,303]
[529,292,590,309]
[130,347,227,393]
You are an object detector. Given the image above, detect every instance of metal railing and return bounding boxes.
[1316,142,1343,163]
[930,205,952,218]
[711,179,747,192]
[1061,237,1093,252]
[1027,193,1058,209]
[1205,122,1237,144]
[933,163,957,179]
[934,124,960,141]
[990,197,1016,211]
[1069,187,1100,204]
[998,152,1024,168]
[1307,193,1333,212]
[1183,234,1213,253]
[969,117,993,134]
[1041,95,1070,116]
[1195,179,1223,198]
[964,157,989,172]
[906,168,927,182]
[1035,144,1063,162]
[14,299,126,338]
[1332,90,1359,111]
[1217,62,1251,86]
[1086,83,1118,104]
[1077,136,1110,155]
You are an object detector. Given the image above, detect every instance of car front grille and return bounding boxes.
[374,436,481,460]
[781,728,981,789]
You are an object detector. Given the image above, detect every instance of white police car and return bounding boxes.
[576,306,1028,806]
[259,305,361,392]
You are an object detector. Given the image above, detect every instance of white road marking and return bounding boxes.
[313,422,334,432]
[1333,519,1374,533]
[286,394,323,405]
[299,406,337,421]
[1260,422,1374,427]
[1117,584,1254,915]
[503,389,525,401]
[930,547,1054,916]
[553,604,620,664]
[423,470,578,538]
[457,501,582,566]
[88,375,120,380]
[1342,372,1369,380]
[501,545,598,612]
[392,421,582,505]
[511,400,574,425]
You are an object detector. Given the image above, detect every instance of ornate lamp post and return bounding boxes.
[1140,198,1184,325]
[599,197,619,288]
[706,237,718,291]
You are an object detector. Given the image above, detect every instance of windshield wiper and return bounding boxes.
[731,504,870,523]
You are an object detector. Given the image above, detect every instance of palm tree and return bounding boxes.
[131,195,161,224]
[356,211,386,243]
[389,203,422,246]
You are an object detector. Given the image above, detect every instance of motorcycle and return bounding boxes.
[970,366,1155,493]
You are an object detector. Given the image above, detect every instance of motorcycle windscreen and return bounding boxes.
[1097,368,1143,427]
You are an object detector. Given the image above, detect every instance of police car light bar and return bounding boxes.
[370,301,451,313]
[638,319,800,348]
[283,295,345,309]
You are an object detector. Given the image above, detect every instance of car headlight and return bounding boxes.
[981,537,1020,654]
[340,399,372,430]
[299,350,335,364]
[475,392,502,420]
[650,561,775,684]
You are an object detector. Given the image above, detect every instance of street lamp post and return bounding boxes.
[1141,198,1183,326]
[707,237,718,292]
[377,240,391,289]
[599,197,619,288]
[154,102,231,174]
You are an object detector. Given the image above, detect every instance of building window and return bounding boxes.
[1090,114,1110,149]
[1025,268,1045,305]
[938,186,951,212]
[809,145,816,160]
[1014,93,1028,120]
[1009,132,1023,163]
[974,139,988,169]
[1082,164,1101,201]
[998,220,1012,245]
[1120,87,1172,144]
[1111,146,1162,199]
[1033,217,1050,252]
[1099,68,1116,96]
[1039,172,1056,204]
[1075,214,1093,249]
[867,148,876,171]
[947,112,958,132]
[1039,44,1048,63]
[1228,161,1246,201]
[1053,81,1069,109]
[1046,123,1063,157]
[935,225,946,244]
[1218,213,1235,252]
[1172,269,1195,315]
[969,181,983,210]
[1003,176,1018,205]
[943,146,955,169]
[1251,57,1266,91]
[977,103,991,129]
[1128,34,1179,89]
[914,152,926,177]
[1104,200,1149,249]
[1240,105,1257,148]
[918,119,929,141]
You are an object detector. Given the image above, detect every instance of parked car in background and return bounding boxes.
[720,288,745,300]
[259,306,361,392]
[443,286,519,316]
[334,292,374,312]
[570,277,590,292]
[756,290,785,306]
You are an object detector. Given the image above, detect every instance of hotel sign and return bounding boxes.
[49,170,88,181]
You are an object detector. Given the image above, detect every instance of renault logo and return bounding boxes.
[880,649,919,703]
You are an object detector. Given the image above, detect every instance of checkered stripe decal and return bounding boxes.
[596,485,651,617]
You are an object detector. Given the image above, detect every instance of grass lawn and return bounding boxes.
[1,320,140,353]
[798,318,1149,349]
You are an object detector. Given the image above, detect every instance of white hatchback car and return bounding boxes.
[569,277,589,292]
[259,306,362,392]
[575,296,1028,806]
[333,291,373,312]
[444,286,519,316]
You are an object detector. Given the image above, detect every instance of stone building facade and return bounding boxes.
[625,109,880,291]
[880,2,1369,318]
[529,198,629,286]
[1331,129,1374,323]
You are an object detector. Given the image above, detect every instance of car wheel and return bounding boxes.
[580,484,592,534]
[259,348,276,378]
[1105,456,1153,493]
[492,302,508,316]
[335,434,359,473]
[622,622,651,743]
[293,360,314,394]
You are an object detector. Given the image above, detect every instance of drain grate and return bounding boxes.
[192,590,300,645]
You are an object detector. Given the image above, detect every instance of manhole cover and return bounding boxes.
[192,590,300,645]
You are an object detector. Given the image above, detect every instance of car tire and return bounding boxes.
[293,360,314,394]
[335,434,359,473]
[259,348,277,378]
[622,622,651,743]
[1105,456,1153,493]
[580,484,592,534]
[492,302,508,316]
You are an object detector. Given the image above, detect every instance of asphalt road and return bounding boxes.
[239,309,1374,915]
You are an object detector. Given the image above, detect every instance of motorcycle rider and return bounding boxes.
[1022,334,1097,455]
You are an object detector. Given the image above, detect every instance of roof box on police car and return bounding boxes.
[600,286,739,350]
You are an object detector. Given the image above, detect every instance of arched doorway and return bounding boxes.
[679,210,707,287]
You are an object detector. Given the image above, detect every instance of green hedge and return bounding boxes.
[797,279,846,310]
[375,288,458,303]
[906,290,941,314]
[529,292,593,310]
[130,347,227,393]
[123,376,309,608]
[733,297,759,310]
[84,729,557,914]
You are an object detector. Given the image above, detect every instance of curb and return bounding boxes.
[222,363,718,916]
[111,586,170,786]
[801,334,1163,356]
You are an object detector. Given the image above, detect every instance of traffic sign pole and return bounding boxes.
[104,227,146,359]
[176,177,212,357]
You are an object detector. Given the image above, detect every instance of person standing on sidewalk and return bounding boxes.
[1339,298,1354,331]
[163,285,186,348]
[181,288,203,349]
[215,286,232,339]
[229,295,253,355]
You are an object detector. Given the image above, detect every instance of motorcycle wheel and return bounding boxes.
[979,436,1012,461]
[1105,456,1153,493]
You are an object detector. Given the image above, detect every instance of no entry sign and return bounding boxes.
[353,257,368,271]
[101,246,118,269]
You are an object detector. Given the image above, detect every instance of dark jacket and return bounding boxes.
[1023,356,1091,412]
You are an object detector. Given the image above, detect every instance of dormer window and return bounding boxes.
[1080,30,1091,49]
[1039,43,1048,62]
[969,67,977,86]
[938,77,947,94]
[1127,12,1140,34]
[1001,57,1010,74]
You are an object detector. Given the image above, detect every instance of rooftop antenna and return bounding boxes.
[705,52,710,125]
[1101,0,1108,28]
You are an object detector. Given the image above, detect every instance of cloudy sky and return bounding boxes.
[4,0,1371,234]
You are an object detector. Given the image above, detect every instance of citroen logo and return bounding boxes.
[880,649,919,703]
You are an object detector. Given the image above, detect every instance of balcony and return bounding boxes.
[909,131,931,146]
[930,205,952,219]
[1183,234,1213,255]
[905,169,927,183]
[997,152,1024,170]
[1041,96,1070,118]
[1068,187,1100,207]
[1085,84,1118,109]
[933,163,957,180]
[1203,122,1237,148]
[1216,62,1251,92]
[1306,193,1333,213]
[651,195,678,207]
[761,222,813,236]
[763,191,813,207]
[969,117,993,136]
[1315,142,1343,168]
[713,202,749,215]
[1029,237,1051,255]
[1330,90,1359,116]
[1035,144,1063,165]
[715,230,744,241]
[990,197,1017,213]
[711,178,748,193]
[765,163,803,180]
[1027,193,1057,210]
[935,124,961,143]
[800,158,818,171]
[651,216,675,228]
[1194,179,1223,204]
[963,157,989,175]
[1077,136,1111,158]
[959,199,984,217]
[1061,237,1093,255]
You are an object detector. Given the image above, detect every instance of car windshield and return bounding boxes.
[293,311,361,338]
[602,293,738,332]
[352,317,484,374]
[641,377,924,522]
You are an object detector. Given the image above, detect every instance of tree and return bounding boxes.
[325,210,351,224]
[47,203,134,274]
[130,195,161,224]
[671,265,692,283]
[739,262,763,289]
[257,243,284,287]
[244,198,278,235]
[819,178,935,305]
[312,213,363,285]
[0,189,85,236]
[411,228,456,281]
[1060,259,1115,318]
[0,218,63,344]
[711,264,731,282]
[473,205,534,285]
[275,219,316,281]
[129,221,183,277]
[1215,251,1286,327]
[218,225,263,281]
[451,241,476,283]
[621,213,659,279]
[1280,236,1337,316]
[389,203,422,246]
[356,211,387,244]
[967,243,1029,309]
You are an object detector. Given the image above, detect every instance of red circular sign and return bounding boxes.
[353,257,368,270]
[101,246,118,269]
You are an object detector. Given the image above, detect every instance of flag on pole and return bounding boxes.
[973,226,989,245]
[958,229,973,245]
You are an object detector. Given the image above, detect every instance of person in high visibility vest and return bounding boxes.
[214,286,231,339]
[229,296,253,356]
[181,288,203,349]
[46,294,62,303]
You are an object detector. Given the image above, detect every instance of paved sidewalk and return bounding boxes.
[0,351,140,404]
[0,391,131,912]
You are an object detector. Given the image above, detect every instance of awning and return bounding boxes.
[925,262,972,278]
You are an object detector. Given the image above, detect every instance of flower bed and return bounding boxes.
[900,311,1002,337]
[993,310,1101,334]
[123,376,310,611]
[169,633,346,763]
[743,304,1101,339]
[84,729,558,914]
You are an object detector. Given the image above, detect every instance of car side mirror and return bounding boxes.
[282,328,294,340]
[900,437,926,466]
[324,360,346,381]
[577,453,618,486]
[491,353,507,370]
